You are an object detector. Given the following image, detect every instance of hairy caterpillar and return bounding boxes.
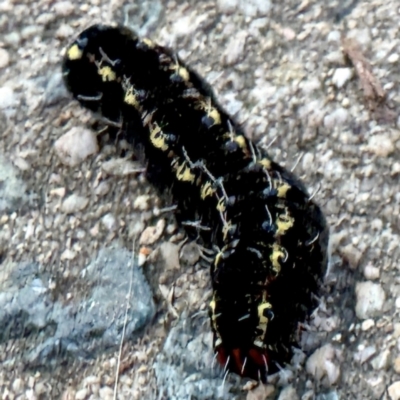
[62,24,328,382]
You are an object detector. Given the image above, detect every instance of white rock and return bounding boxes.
[388,53,399,63]
[363,264,380,280]
[133,195,151,211]
[366,134,395,157]
[60,248,77,261]
[355,281,386,319]
[61,194,89,214]
[361,319,375,331]
[354,345,377,364]
[98,386,113,399]
[94,181,110,197]
[53,1,74,16]
[370,349,391,370]
[217,0,238,14]
[327,30,341,43]
[278,385,299,400]
[54,127,98,167]
[388,381,400,400]
[139,219,166,245]
[323,108,349,128]
[223,30,248,66]
[218,0,271,17]
[75,388,88,400]
[306,344,340,385]
[332,68,353,89]
[0,86,17,109]
[0,48,10,69]
[101,158,143,176]
[101,213,118,232]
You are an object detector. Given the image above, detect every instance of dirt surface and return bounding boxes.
[1,0,400,399]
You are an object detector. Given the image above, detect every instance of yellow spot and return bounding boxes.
[98,66,116,82]
[257,301,273,325]
[67,44,83,61]
[170,62,190,82]
[222,221,234,240]
[258,158,272,169]
[200,181,215,199]
[208,107,221,125]
[142,37,155,48]
[175,162,195,183]
[124,87,141,108]
[197,100,221,126]
[150,123,168,151]
[276,182,291,198]
[234,135,247,150]
[214,251,223,268]
[209,299,217,319]
[216,198,226,213]
[276,210,294,236]
[176,66,190,82]
[270,243,286,274]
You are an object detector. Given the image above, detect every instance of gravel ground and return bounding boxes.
[1,0,400,399]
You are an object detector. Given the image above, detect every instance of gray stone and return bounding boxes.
[0,247,155,368]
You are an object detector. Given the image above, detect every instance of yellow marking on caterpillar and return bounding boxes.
[124,86,141,109]
[170,63,190,82]
[257,301,273,325]
[234,135,247,150]
[253,295,272,348]
[67,44,83,61]
[258,158,272,169]
[175,161,195,183]
[276,209,294,236]
[200,181,215,199]
[198,100,221,126]
[222,220,234,241]
[276,182,291,198]
[216,198,226,213]
[99,66,116,82]
[270,243,286,274]
[142,37,155,48]
[149,123,168,151]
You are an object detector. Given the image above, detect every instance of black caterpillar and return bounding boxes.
[62,24,329,382]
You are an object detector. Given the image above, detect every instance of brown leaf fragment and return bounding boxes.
[341,36,385,101]
[342,36,397,123]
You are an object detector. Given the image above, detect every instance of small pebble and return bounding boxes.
[323,107,349,128]
[139,219,166,245]
[101,213,118,232]
[393,357,400,374]
[306,344,340,385]
[370,349,390,371]
[53,1,74,16]
[133,195,151,211]
[388,381,400,400]
[388,53,399,63]
[364,264,380,280]
[0,86,17,109]
[277,385,299,400]
[101,158,143,176]
[355,281,386,319]
[361,319,375,331]
[332,68,353,88]
[54,127,99,167]
[366,134,395,157]
[0,48,10,69]
[61,194,89,214]
[223,30,248,66]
